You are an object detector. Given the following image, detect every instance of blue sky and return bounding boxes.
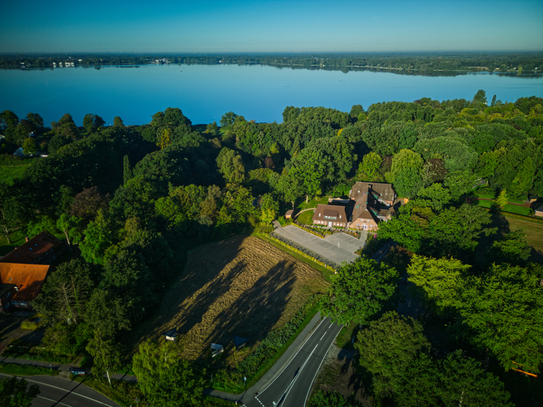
[1,0,542,53]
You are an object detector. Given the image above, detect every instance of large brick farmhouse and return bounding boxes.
[0,231,65,313]
[312,182,397,231]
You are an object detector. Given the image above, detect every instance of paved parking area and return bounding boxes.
[324,232,366,253]
[274,225,359,266]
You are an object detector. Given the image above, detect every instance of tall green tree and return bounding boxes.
[355,311,430,398]
[321,258,399,326]
[496,189,509,209]
[437,350,513,407]
[32,259,96,326]
[407,255,470,315]
[357,152,382,181]
[86,331,122,386]
[459,263,543,373]
[0,377,40,407]
[132,340,206,407]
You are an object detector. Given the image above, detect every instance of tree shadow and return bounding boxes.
[126,236,246,349]
[200,260,297,359]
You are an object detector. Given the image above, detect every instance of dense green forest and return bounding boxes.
[1,52,542,76]
[1,90,542,406]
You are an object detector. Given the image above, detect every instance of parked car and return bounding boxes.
[69,367,87,375]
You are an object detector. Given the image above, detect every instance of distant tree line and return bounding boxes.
[1,52,542,76]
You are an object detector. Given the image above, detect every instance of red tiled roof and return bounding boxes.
[0,231,62,264]
[0,263,50,302]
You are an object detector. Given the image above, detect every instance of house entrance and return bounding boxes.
[328,222,332,228]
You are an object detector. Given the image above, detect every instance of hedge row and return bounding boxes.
[212,295,320,393]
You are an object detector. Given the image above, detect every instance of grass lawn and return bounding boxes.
[476,200,532,216]
[501,204,532,216]
[127,235,329,363]
[0,229,27,256]
[474,188,496,199]
[0,363,58,376]
[505,216,543,260]
[297,196,328,211]
[296,210,315,225]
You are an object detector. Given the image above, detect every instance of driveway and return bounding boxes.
[324,232,366,254]
[274,226,359,266]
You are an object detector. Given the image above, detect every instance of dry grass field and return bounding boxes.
[131,235,328,361]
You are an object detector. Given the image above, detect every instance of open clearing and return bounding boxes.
[131,235,328,361]
[505,216,543,262]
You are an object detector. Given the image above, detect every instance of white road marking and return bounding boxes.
[255,395,266,406]
[303,325,343,407]
[24,378,115,406]
[281,344,319,406]
[258,317,326,395]
[37,395,73,407]
[320,331,327,341]
[0,372,116,406]
[329,323,333,328]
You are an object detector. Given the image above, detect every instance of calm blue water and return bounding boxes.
[1,64,542,126]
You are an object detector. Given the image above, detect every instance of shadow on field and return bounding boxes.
[203,260,296,355]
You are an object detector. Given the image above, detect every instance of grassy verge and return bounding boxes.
[72,376,143,407]
[0,363,59,376]
[3,339,75,364]
[212,298,322,394]
[254,232,335,282]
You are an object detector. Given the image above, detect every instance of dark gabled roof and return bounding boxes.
[0,231,62,264]
[350,182,395,201]
[312,204,348,223]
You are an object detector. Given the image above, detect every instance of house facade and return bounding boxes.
[310,182,397,231]
[312,205,348,227]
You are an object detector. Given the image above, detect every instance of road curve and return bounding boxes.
[242,317,342,407]
[0,373,122,407]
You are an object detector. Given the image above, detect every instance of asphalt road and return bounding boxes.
[0,373,122,407]
[243,317,342,407]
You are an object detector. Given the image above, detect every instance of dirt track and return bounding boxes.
[132,235,328,361]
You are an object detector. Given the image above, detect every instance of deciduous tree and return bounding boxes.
[321,258,399,326]
[355,311,429,398]
[132,340,206,407]
[0,377,40,407]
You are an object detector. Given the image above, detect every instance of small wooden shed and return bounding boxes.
[285,210,294,219]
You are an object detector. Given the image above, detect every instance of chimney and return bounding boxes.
[25,237,29,242]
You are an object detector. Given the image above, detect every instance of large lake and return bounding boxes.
[1,64,543,126]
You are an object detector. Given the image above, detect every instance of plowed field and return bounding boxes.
[133,235,328,360]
